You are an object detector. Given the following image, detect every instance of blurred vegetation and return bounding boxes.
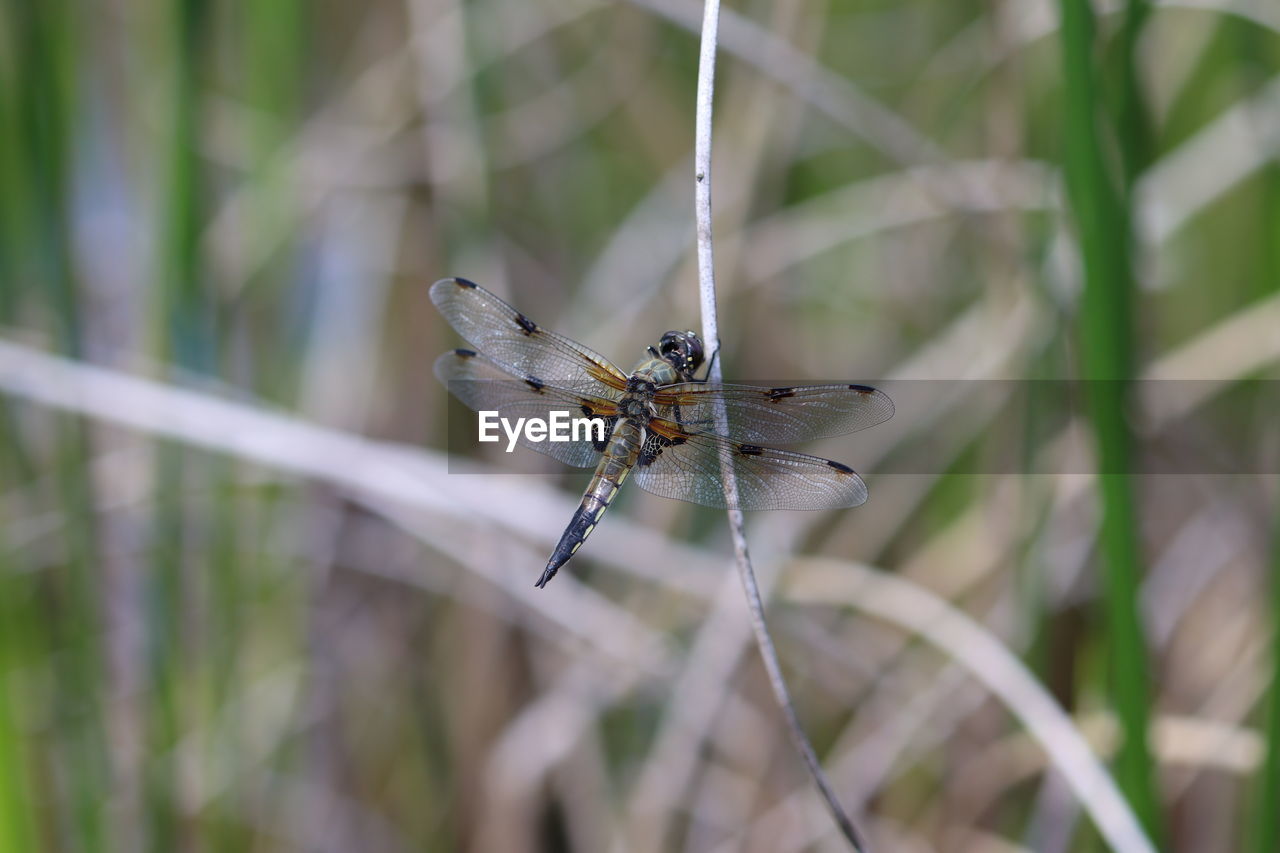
[0,1,1278,851]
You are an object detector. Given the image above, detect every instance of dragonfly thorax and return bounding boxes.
[618,395,654,420]
[625,375,658,395]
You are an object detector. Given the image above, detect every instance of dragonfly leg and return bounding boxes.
[686,346,721,384]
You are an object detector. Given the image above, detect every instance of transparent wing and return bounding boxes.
[430,277,628,389]
[651,382,893,444]
[632,422,869,510]
[434,348,620,468]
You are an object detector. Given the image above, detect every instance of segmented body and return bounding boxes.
[535,357,682,587]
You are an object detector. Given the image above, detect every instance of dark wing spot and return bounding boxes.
[580,404,595,417]
[454,348,477,358]
[768,387,796,401]
[737,444,764,456]
[592,416,616,453]
[637,445,659,466]
[524,375,545,393]
[453,277,479,289]
[826,460,854,474]
[669,435,687,446]
[848,384,876,393]
[638,433,673,467]
[514,312,537,335]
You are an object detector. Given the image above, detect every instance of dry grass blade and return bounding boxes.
[785,561,1158,853]
[629,0,947,167]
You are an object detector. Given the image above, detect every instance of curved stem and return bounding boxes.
[691,2,868,850]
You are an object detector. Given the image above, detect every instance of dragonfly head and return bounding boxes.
[658,330,705,377]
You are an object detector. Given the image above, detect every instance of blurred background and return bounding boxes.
[1,0,1278,851]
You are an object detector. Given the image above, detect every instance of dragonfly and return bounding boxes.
[431,277,893,588]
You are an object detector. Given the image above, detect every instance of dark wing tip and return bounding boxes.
[430,278,462,309]
[849,383,895,421]
[429,277,478,300]
[826,459,855,474]
[454,348,477,358]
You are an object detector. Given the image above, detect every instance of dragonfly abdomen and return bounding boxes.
[535,418,642,587]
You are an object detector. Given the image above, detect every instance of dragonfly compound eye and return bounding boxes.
[659,330,705,373]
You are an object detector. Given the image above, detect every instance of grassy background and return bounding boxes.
[1,0,1278,850]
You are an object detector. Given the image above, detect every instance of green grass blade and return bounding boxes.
[0,567,37,853]
[1256,507,1280,853]
[1057,0,1162,843]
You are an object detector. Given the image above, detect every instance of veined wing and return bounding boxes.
[435,348,621,468]
[651,382,893,445]
[632,418,868,510]
[430,277,629,390]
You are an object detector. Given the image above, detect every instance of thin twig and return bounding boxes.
[691,2,869,850]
